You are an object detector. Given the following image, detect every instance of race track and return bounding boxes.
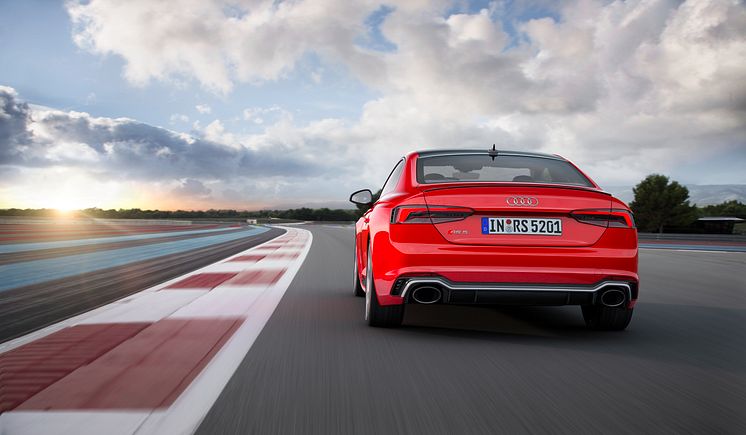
[198,224,746,434]
[1,223,744,434]
[0,224,283,342]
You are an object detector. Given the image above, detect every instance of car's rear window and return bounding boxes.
[416,154,594,187]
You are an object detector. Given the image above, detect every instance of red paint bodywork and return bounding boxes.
[354,151,639,307]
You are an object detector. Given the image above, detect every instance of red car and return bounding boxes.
[350,148,638,330]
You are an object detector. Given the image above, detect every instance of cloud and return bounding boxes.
[169,113,189,124]
[195,104,211,114]
[5,0,745,209]
[336,0,746,185]
[1,85,371,208]
[242,106,291,125]
[64,0,746,119]
[0,86,331,183]
[171,178,212,198]
[0,86,33,164]
[66,0,384,93]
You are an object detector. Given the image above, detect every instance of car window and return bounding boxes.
[417,154,593,187]
[381,159,405,196]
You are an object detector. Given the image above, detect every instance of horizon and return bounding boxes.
[1,0,745,210]
[2,181,746,213]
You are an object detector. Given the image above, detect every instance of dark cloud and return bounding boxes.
[0,86,328,183]
[0,87,33,164]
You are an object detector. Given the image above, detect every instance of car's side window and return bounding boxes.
[380,159,405,197]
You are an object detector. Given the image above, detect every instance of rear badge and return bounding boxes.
[506,196,539,206]
[447,229,469,235]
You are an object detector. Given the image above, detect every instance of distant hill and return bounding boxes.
[604,185,746,206]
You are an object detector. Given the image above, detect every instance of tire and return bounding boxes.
[365,241,404,327]
[581,305,633,331]
[353,237,365,297]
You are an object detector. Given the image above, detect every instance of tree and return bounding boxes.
[700,200,746,218]
[630,174,697,233]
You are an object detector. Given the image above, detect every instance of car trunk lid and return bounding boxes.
[421,184,612,247]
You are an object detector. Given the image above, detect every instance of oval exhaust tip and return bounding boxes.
[600,289,626,308]
[411,286,442,304]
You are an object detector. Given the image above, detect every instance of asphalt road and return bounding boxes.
[198,224,746,434]
[0,227,251,265]
[0,227,283,342]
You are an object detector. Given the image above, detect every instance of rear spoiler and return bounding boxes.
[419,182,612,196]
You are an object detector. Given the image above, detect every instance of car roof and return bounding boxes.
[412,149,566,161]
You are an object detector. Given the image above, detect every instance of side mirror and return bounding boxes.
[349,189,374,206]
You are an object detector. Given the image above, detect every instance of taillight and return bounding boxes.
[571,209,635,228]
[391,205,473,224]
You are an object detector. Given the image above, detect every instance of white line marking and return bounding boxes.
[248,259,301,269]
[199,257,300,273]
[168,286,266,319]
[0,411,151,435]
[76,291,208,325]
[246,247,299,255]
[194,262,258,273]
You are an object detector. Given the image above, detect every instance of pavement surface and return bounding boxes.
[1,223,744,434]
[0,228,311,435]
[197,224,746,434]
[0,225,282,342]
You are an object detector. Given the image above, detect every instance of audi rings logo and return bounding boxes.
[506,196,539,207]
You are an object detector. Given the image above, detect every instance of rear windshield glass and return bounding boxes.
[417,154,594,187]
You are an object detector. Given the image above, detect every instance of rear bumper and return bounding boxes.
[396,277,636,306]
[373,227,638,306]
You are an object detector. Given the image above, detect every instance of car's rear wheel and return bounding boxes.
[365,241,404,327]
[581,305,633,330]
[353,237,364,297]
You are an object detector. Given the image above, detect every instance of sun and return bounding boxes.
[2,169,136,211]
[34,193,96,213]
[53,202,77,212]
[2,169,152,212]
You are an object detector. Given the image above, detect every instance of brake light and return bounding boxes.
[571,209,635,228]
[391,205,473,224]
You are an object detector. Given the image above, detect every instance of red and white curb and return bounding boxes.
[0,227,312,435]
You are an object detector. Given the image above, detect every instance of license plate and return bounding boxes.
[481,217,562,235]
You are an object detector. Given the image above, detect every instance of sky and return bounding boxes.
[0,0,744,211]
